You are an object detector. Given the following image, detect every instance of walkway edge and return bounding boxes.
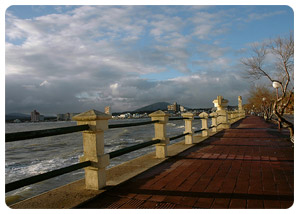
[9,127,226,209]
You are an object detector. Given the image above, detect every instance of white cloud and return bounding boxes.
[40,80,50,87]
[150,15,183,38]
[170,75,201,83]
[5,6,260,114]
[246,10,286,22]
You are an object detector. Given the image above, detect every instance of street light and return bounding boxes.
[272,81,281,89]
[272,80,281,129]
[272,80,281,99]
[262,97,266,119]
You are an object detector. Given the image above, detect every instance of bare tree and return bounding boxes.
[245,85,275,120]
[241,32,294,142]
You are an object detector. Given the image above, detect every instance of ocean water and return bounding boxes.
[5,118,206,204]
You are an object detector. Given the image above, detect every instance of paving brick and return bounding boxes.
[179,196,198,207]
[80,116,293,209]
[119,198,145,208]
[280,200,294,209]
[247,199,264,208]
[163,161,198,190]
[154,202,176,208]
[264,200,281,208]
[219,178,236,193]
[211,198,230,208]
[174,204,192,209]
[134,194,152,201]
[163,195,183,204]
[205,177,225,192]
[176,163,210,191]
[149,195,166,202]
[193,198,214,208]
[105,197,132,208]
[229,199,246,208]
[137,200,158,209]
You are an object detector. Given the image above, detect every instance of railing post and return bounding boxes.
[217,110,230,130]
[232,111,236,123]
[73,109,111,190]
[235,110,239,122]
[213,96,230,130]
[209,112,218,133]
[149,110,170,158]
[181,112,194,144]
[238,96,246,119]
[199,112,209,137]
[227,111,232,124]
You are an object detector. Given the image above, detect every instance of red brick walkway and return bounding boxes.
[79,116,294,209]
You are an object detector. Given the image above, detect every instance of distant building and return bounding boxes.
[13,119,21,123]
[31,110,40,122]
[168,102,180,112]
[180,105,185,112]
[39,115,45,121]
[105,106,111,115]
[118,113,131,119]
[56,112,80,121]
[57,114,64,121]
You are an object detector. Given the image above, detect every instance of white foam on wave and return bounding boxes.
[6,156,79,183]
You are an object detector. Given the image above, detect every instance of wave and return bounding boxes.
[5,119,195,203]
[5,156,79,183]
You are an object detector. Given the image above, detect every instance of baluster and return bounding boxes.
[182,112,194,144]
[149,110,170,158]
[199,112,209,137]
[73,109,111,190]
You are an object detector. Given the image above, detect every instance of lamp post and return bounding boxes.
[272,80,281,99]
[272,80,281,129]
[262,97,266,119]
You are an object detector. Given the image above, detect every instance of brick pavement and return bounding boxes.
[79,116,294,209]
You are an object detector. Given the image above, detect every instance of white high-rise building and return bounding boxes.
[31,110,40,122]
[105,106,111,114]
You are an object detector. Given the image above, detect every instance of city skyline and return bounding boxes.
[5,4,294,114]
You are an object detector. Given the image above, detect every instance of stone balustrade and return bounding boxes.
[149,110,170,158]
[199,112,209,137]
[73,96,245,190]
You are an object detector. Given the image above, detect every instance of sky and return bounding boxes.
[5,4,294,115]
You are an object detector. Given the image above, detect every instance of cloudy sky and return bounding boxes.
[5,5,293,115]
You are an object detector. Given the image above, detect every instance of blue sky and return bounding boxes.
[5,5,294,114]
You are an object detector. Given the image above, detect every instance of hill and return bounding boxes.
[134,102,171,112]
[5,113,57,121]
[5,113,30,121]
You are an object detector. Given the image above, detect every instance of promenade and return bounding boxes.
[79,116,294,209]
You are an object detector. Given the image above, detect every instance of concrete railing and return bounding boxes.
[73,96,246,190]
[6,95,246,193]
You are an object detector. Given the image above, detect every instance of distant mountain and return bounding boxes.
[134,102,171,112]
[5,113,57,121]
[5,113,30,120]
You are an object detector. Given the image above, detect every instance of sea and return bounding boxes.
[5,118,208,204]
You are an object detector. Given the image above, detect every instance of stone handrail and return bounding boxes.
[72,96,245,190]
[5,96,246,193]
